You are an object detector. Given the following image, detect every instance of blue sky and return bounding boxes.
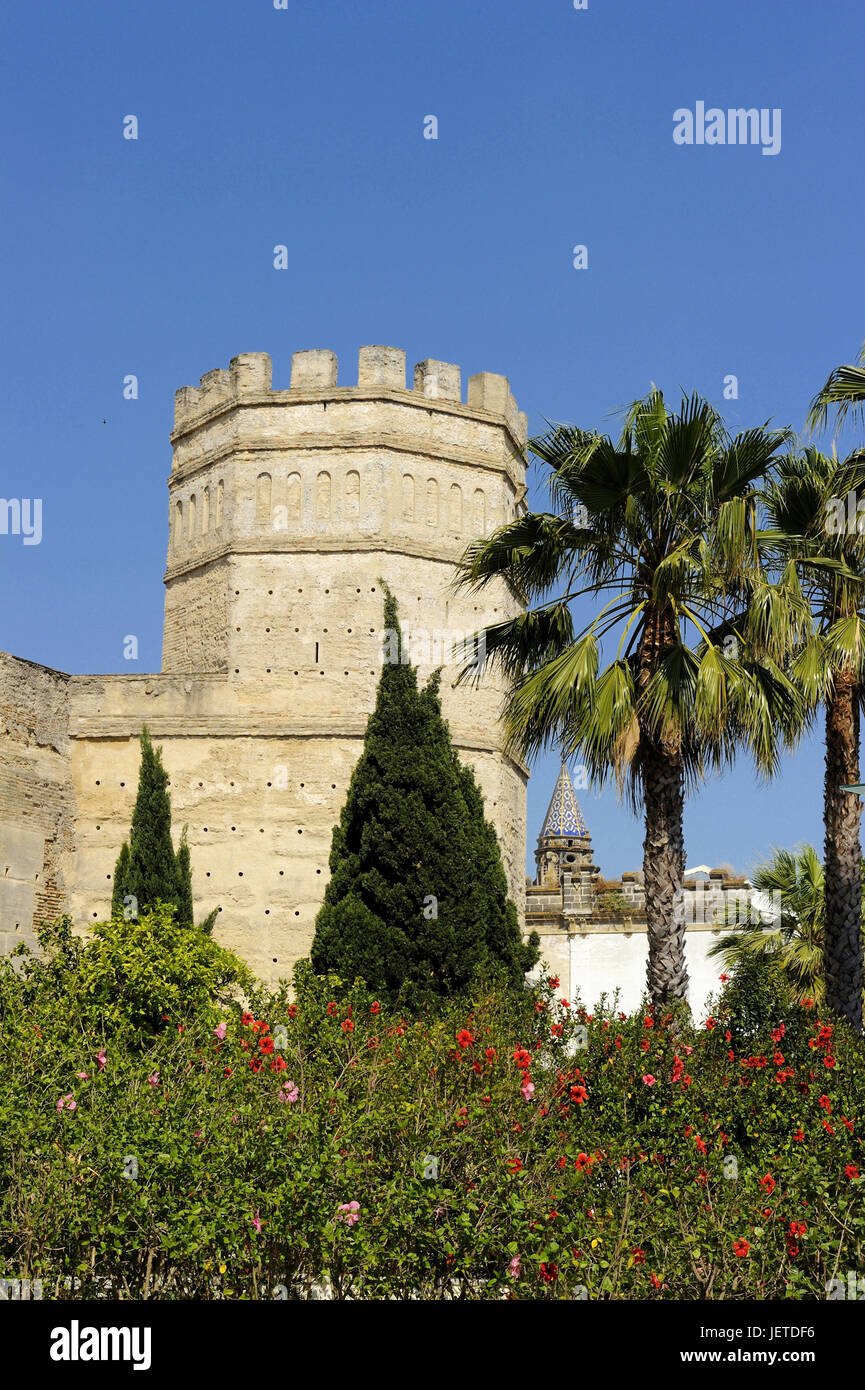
[1,0,862,879]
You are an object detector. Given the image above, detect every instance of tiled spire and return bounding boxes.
[540,762,588,839]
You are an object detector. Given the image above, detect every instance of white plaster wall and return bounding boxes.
[534,928,727,1021]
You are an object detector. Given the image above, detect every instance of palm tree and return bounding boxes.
[457,390,807,1010]
[708,845,826,1004]
[807,345,865,436]
[764,445,865,1029]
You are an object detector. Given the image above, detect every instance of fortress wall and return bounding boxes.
[65,664,526,986]
[0,653,75,952]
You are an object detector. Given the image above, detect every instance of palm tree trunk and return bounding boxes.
[638,605,689,1011]
[823,667,864,1029]
[642,740,689,1009]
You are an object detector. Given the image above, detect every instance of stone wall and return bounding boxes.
[0,654,75,954]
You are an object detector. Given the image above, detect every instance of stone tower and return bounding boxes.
[0,346,530,982]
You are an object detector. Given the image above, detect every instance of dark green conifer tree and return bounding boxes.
[175,829,194,929]
[111,727,191,924]
[310,589,538,1007]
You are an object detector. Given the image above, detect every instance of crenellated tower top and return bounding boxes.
[161,346,529,685]
[171,346,528,449]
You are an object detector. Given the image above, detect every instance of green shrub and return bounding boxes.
[1,953,862,1300]
[12,905,254,1046]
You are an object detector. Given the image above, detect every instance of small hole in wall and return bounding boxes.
[267,782,272,788]
[120,781,125,787]
[259,828,264,833]
[267,668,272,673]
[235,668,239,674]
[273,957,277,963]
[294,910,300,916]
[236,626,241,632]
[316,868,322,874]
[325,588,330,594]
[106,874,111,880]
[265,627,270,633]
[344,671,348,676]
[371,586,376,592]
[297,828,303,834]
[95,780,100,785]
[298,588,303,593]
[235,590,240,595]
[218,906,222,912]
[238,872,243,877]
[331,784,336,789]
[231,826,236,832]
[294,670,298,675]
[206,871,211,877]
[279,870,284,876]
[96,825,101,830]
[268,589,273,595]
[356,588,361,593]
[265,909,270,915]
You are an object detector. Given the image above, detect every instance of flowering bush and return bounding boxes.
[1,952,863,1299]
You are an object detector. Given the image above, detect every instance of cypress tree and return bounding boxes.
[111,726,190,923]
[175,828,194,929]
[310,589,538,1008]
[111,842,130,918]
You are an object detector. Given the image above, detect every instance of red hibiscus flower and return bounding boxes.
[732,1239,750,1257]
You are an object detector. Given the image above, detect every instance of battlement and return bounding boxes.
[172,347,528,446]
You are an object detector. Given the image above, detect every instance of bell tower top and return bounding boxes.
[534,762,594,888]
